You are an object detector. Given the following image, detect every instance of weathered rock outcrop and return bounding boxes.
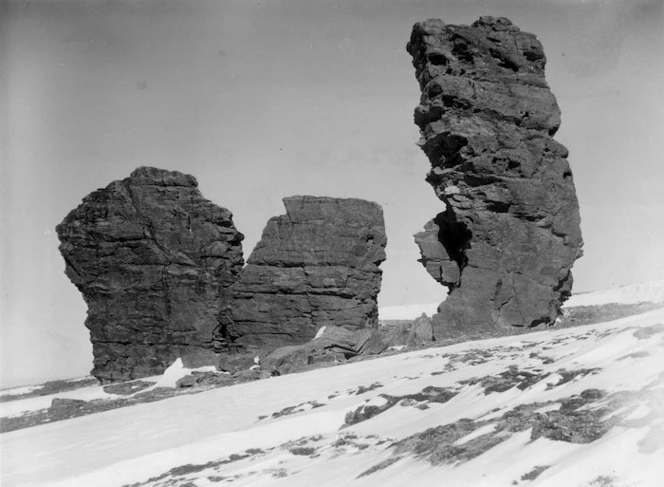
[226,196,387,349]
[408,17,583,333]
[263,326,385,375]
[263,317,435,376]
[56,167,244,382]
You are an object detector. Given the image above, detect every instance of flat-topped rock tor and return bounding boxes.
[226,195,387,350]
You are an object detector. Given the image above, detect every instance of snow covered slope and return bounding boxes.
[3,308,664,487]
[564,280,664,308]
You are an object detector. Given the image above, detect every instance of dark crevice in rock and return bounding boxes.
[427,51,449,66]
[420,131,469,167]
[526,317,549,328]
[433,209,471,279]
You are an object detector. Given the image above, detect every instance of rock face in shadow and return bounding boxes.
[227,196,387,350]
[56,167,244,382]
[407,17,583,334]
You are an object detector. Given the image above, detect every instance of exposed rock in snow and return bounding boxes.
[0,382,113,419]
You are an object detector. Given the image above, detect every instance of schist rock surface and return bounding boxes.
[408,17,583,333]
[227,196,387,350]
[56,167,244,382]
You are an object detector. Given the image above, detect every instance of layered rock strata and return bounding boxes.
[408,17,583,332]
[56,167,244,382]
[227,196,387,349]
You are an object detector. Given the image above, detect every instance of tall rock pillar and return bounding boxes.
[407,17,583,334]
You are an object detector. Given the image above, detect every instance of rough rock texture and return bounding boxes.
[262,325,398,375]
[408,17,583,333]
[263,318,437,376]
[56,167,244,382]
[175,371,233,389]
[227,196,387,349]
[407,314,436,347]
[263,326,376,375]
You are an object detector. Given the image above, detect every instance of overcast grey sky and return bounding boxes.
[1,0,663,388]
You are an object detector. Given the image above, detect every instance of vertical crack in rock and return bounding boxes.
[228,196,387,350]
[407,16,583,334]
[56,167,244,382]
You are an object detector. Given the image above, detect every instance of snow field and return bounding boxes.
[2,307,664,486]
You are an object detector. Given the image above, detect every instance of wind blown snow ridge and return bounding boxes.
[3,308,664,487]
